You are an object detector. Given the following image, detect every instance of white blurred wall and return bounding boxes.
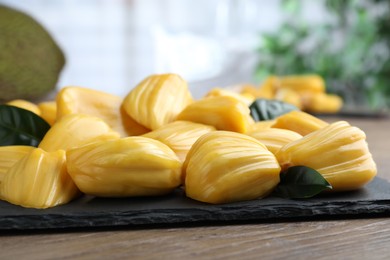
[1,0,326,98]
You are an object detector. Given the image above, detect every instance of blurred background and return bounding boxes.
[1,0,389,110]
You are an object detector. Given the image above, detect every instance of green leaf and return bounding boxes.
[249,99,298,121]
[254,0,390,109]
[281,0,301,14]
[273,166,332,199]
[0,105,50,147]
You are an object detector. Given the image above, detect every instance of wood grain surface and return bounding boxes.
[1,116,390,260]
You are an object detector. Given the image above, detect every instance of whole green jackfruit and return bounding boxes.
[0,5,65,102]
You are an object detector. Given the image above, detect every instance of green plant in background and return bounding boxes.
[255,0,390,110]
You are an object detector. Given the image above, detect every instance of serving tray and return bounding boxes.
[1,177,390,231]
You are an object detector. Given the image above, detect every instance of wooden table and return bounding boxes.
[1,116,389,260]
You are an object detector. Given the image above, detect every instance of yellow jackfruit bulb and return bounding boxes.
[247,128,302,154]
[122,74,193,130]
[278,74,326,94]
[276,121,377,192]
[183,131,281,204]
[257,76,277,99]
[39,114,120,152]
[248,120,276,132]
[6,99,41,116]
[205,87,255,106]
[38,101,57,125]
[240,80,275,99]
[66,137,182,197]
[0,146,35,183]
[272,110,328,136]
[143,120,215,161]
[305,93,343,114]
[119,105,150,136]
[56,86,134,137]
[177,96,253,133]
[274,88,303,109]
[0,149,79,209]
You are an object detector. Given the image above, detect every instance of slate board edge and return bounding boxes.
[2,199,390,231]
[1,177,390,231]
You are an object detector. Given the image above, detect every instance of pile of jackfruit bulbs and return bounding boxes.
[0,74,375,209]
[238,74,343,114]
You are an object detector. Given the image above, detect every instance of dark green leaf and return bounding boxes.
[249,99,298,121]
[0,105,50,147]
[273,166,332,199]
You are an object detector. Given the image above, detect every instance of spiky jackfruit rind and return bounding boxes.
[0,5,65,101]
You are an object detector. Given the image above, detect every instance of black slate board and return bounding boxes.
[1,177,390,231]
